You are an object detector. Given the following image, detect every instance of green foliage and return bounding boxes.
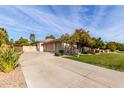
[0,28,9,46]
[30,33,35,44]
[61,33,71,44]
[54,50,64,56]
[115,42,124,50]
[61,28,124,53]
[87,50,96,54]
[45,35,55,39]
[93,37,105,49]
[54,52,60,56]
[72,29,95,47]
[0,48,21,73]
[8,38,15,47]
[59,50,64,55]
[106,42,117,51]
[15,37,29,46]
[61,29,96,48]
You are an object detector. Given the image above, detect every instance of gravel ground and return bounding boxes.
[0,65,27,88]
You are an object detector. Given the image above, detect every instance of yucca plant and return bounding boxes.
[0,48,21,73]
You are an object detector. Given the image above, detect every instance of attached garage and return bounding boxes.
[43,39,63,53]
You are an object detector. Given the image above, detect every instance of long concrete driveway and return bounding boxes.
[19,52,124,88]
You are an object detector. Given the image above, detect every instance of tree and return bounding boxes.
[60,33,70,44]
[9,38,14,47]
[71,29,95,48]
[60,29,96,54]
[45,35,55,39]
[15,37,29,46]
[30,33,35,43]
[115,42,124,50]
[106,42,117,51]
[0,28,9,46]
[93,37,105,49]
[60,33,76,55]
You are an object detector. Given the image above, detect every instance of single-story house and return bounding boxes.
[35,39,66,53]
[22,38,110,54]
[23,38,76,55]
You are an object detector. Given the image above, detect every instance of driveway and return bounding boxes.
[19,52,124,88]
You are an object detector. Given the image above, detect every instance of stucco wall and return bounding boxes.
[37,43,43,52]
[23,46,38,52]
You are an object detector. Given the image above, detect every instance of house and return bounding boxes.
[35,39,65,53]
[22,38,78,54]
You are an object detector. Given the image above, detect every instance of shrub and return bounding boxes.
[95,50,100,53]
[54,52,60,56]
[0,48,21,73]
[59,50,64,55]
[85,50,96,54]
[90,50,96,54]
[119,49,124,51]
[83,51,88,54]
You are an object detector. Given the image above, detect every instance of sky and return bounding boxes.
[0,5,124,42]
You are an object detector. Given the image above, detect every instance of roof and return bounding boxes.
[43,39,61,44]
[32,41,43,44]
[35,41,43,43]
[33,39,61,44]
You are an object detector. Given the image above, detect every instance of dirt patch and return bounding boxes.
[0,65,27,88]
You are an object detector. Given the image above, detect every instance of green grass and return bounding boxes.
[64,52,124,72]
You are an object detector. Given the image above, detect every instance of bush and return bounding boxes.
[89,50,96,54]
[0,48,21,73]
[59,50,64,55]
[83,51,88,54]
[119,49,124,51]
[95,50,100,53]
[85,50,96,54]
[55,52,61,56]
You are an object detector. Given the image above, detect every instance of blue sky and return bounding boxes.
[0,5,124,42]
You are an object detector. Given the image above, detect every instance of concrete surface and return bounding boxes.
[19,52,124,88]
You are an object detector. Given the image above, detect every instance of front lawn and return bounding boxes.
[64,52,124,72]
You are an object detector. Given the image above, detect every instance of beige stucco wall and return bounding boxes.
[36,42,43,52]
[23,46,37,52]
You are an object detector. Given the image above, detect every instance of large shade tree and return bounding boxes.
[0,28,9,46]
[60,28,96,54]
[71,29,95,48]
